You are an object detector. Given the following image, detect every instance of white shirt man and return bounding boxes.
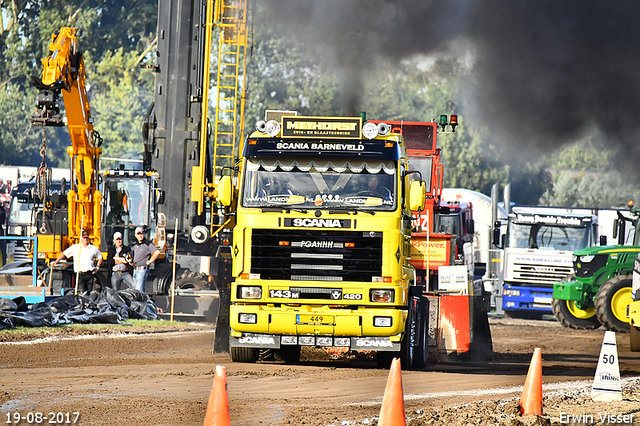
[52,230,103,293]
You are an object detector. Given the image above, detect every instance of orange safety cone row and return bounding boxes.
[520,347,543,416]
[378,357,406,426]
[203,365,231,426]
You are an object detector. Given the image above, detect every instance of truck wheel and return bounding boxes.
[412,296,428,369]
[551,298,600,330]
[400,296,427,370]
[230,347,259,363]
[631,326,640,352]
[595,275,632,333]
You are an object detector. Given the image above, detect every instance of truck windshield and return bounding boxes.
[507,222,591,251]
[434,214,459,235]
[8,197,32,225]
[241,158,396,211]
[408,157,433,194]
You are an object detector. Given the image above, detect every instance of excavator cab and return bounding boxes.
[101,170,163,251]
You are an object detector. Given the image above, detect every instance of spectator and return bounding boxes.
[0,201,6,267]
[52,229,103,293]
[131,226,160,293]
[106,231,135,290]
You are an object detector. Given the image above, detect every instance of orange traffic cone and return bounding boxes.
[520,347,543,416]
[378,357,406,426]
[203,365,231,426]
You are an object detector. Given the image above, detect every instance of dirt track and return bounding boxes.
[1,317,640,425]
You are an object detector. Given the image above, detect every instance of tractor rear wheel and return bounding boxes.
[595,275,632,333]
[551,298,600,330]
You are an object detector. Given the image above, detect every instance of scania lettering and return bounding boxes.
[226,112,429,369]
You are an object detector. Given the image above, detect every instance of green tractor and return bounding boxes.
[552,210,640,332]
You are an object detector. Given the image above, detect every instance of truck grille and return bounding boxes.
[251,229,383,281]
[512,263,574,286]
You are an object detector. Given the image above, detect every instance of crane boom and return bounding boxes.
[31,27,102,255]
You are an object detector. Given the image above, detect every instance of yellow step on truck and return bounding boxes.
[224,112,428,369]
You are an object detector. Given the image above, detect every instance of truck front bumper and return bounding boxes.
[229,304,406,351]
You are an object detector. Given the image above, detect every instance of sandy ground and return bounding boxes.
[1,317,640,425]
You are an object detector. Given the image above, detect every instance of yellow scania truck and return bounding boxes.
[225,112,428,368]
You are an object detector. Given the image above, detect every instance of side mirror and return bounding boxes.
[492,221,503,248]
[617,220,626,246]
[612,218,619,239]
[218,176,233,207]
[600,235,607,246]
[157,190,165,205]
[467,218,475,235]
[408,180,426,211]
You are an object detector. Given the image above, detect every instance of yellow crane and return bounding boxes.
[31,27,103,257]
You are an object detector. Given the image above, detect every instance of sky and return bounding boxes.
[263,0,640,171]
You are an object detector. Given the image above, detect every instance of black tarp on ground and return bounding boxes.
[0,288,157,330]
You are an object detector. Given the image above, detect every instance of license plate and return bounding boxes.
[533,297,552,304]
[296,314,335,325]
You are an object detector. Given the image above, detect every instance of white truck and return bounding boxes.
[497,207,601,317]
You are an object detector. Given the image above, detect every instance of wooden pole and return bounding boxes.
[170,218,178,323]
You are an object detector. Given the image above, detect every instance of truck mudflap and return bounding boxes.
[426,293,493,362]
[229,333,401,351]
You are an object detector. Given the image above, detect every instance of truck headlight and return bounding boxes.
[374,316,392,327]
[504,289,520,296]
[238,286,262,299]
[238,313,257,324]
[370,289,394,303]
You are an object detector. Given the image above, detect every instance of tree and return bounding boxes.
[0,0,156,168]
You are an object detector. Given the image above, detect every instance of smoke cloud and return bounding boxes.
[263,0,640,170]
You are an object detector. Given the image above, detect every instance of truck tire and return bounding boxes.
[412,296,428,369]
[399,295,428,370]
[230,347,259,363]
[631,326,640,352]
[595,275,632,333]
[175,270,209,290]
[551,298,600,330]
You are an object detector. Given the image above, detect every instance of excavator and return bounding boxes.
[25,27,167,294]
[18,0,247,310]
[30,27,103,257]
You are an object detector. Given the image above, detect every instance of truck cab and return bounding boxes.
[500,209,599,317]
[228,113,429,369]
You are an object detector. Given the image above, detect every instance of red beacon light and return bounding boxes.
[449,115,458,132]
